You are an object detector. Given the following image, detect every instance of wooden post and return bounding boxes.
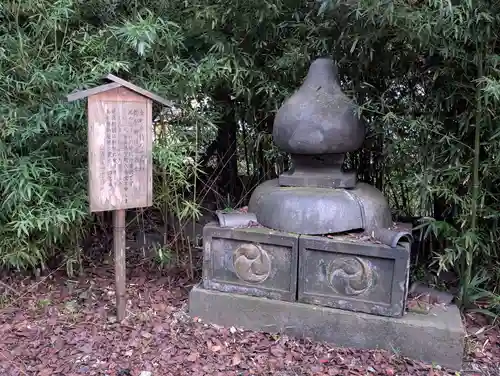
[113,209,126,321]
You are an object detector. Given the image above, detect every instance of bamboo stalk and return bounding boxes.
[464,56,483,307]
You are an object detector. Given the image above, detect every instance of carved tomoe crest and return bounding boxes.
[232,244,271,283]
[323,256,375,296]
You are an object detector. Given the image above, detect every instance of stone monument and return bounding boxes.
[189,58,465,369]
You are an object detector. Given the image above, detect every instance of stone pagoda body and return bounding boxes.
[189,58,465,369]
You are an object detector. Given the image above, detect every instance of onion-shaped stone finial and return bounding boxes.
[272,58,365,155]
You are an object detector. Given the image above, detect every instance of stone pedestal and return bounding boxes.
[189,285,465,371]
[201,222,410,317]
[191,221,466,368]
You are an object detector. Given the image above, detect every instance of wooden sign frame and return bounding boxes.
[67,75,173,322]
[68,75,173,213]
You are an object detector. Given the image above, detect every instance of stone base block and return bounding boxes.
[202,223,299,301]
[299,235,410,317]
[189,284,465,371]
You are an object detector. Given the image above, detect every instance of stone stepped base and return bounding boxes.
[189,284,465,371]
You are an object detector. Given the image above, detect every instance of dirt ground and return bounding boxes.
[0,264,499,376]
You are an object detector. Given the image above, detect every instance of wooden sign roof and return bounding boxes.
[66,74,174,107]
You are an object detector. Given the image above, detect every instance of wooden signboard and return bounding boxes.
[67,75,173,322]
[87,87,153,212]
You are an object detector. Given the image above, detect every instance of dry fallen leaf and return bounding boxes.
[474,350,485,358]
[141,331,152,339]
[231,352,242,366]
[187,352,199,362]
[211,344,222,352]
[39,368,53,376]
[270,345,285,357]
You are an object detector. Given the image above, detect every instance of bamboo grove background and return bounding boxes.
[1,0,499,315]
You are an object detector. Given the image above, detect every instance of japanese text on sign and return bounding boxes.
[89,100,152,211]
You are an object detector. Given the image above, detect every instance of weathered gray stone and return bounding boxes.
[248,179,392,235]
[215,211,258,228]
[272,58,365,155]
[298,235,410,317]
[278,154,357,189]
[189,284,465,370]
[202,222,299,301]
[279,168,357,189]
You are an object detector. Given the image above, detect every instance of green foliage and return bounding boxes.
[317,0,500,311]
[0,0,215,270]
[152,245,174,269]
[1,0,499,314]
[0,1,92,269]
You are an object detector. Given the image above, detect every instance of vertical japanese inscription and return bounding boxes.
[89,97,152,212]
